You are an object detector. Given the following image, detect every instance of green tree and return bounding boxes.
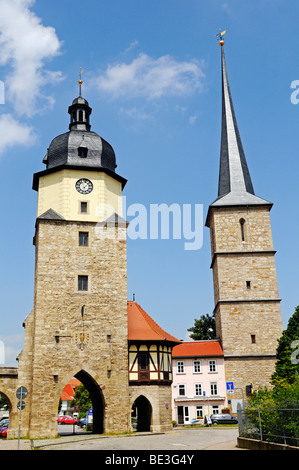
[245,378,299,445]
[272,305,299,384]
[70,384,92,414]
[187,313,216,340]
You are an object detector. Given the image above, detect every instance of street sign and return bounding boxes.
[16,386,28,450]
[17,401,25,411]
[226,382,234,393]
[16,386,28,400]
[87,407,93,424]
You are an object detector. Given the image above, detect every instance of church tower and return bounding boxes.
[206,37,283,399]
[15,81,130,438]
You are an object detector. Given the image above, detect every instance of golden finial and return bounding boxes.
[78,67,84,96]
[215,29,226,46]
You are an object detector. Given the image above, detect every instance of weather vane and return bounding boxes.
[215,29,226,46]
[78,67,84,96]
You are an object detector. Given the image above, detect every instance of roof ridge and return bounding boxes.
[129,301,180,342]
[135,302,168,340]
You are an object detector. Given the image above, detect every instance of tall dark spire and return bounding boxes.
[210,37,271,208]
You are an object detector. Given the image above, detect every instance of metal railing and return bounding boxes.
[237,406,299,447]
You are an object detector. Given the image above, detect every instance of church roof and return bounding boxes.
[208,44,272,216]
[172,340,223,358]
[127,301,181,344]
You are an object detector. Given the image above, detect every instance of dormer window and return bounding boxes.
[78,147,88,158]
[78,136,88,158]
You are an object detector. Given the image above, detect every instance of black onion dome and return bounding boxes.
[43,95,117,172]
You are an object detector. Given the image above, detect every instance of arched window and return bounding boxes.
[78,110,84,121]
[239,218,246,242]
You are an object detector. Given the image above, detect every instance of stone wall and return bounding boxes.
[208,205,283,394]
[129,384,173,432]
[11,219,130,438]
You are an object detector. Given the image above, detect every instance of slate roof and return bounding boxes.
[33,94,127,191]
[209,46,272,211]
[37,208,65,220]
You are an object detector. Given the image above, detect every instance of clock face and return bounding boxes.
[76,178,93,194]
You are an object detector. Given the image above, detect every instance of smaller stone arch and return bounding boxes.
[74,370,105,434]
[0,390,12,414]
[132,395,152,432]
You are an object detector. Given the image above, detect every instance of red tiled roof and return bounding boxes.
[60,383,75,401]
[127,301,181,343]
[69,378,81,388]
[172,340,223,358]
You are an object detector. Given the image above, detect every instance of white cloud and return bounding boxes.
[0,0,63,117]
[189,114,198,125]
[0,114,36,155]
[0,333,24,366]
[93,53,205,100]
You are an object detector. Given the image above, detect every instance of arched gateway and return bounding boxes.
[0,86,180,439]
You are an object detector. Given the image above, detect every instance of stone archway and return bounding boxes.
[74,370,105,434]
[133,395,152,432]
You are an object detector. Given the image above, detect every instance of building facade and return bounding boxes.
[172,341,227,424]
[128,301,180,432]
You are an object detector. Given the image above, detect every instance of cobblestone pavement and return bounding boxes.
[34,427,241,451]
[0,427,242,451]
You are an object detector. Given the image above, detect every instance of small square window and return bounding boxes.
[78,275,88,291]
[79,231,89,246]
[80,202,88,213]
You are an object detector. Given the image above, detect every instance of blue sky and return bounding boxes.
[0,0,298,365]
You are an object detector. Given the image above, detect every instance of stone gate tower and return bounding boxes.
[206,39,283,398]
[12,87,130,438]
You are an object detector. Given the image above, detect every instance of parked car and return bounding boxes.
[78,418,87,428]
[0,418,9,427]
[210,414,238,425]
[57,415,78,425]
[0,426,8,438]
[0,419,9,438]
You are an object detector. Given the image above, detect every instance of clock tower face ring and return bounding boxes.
[76,178,93,194]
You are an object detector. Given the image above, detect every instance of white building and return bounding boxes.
[172,341,228,425]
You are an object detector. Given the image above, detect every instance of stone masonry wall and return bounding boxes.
[12,219,130,438]
[129,384,173,432]
[208,205,283,395]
